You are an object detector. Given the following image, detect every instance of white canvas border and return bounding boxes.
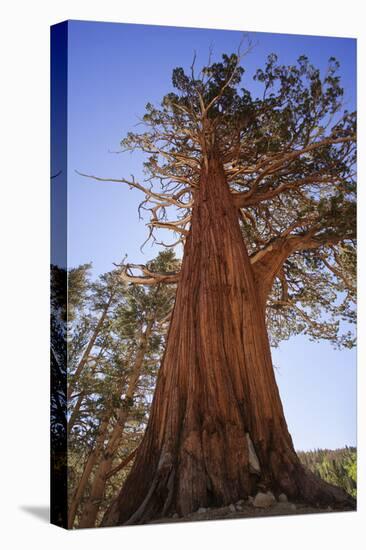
[1,1,364,548]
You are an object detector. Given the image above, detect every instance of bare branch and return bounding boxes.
[114,261,180,286]
[76,170,193,209]
[148,213,191,236]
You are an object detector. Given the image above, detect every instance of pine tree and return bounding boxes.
[67,251,179,528]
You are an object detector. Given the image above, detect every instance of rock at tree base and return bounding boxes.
[276,502,297,512]
[253,491,276,508]
[246,433,261,474]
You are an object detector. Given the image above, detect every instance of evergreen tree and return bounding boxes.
[298,447,357,498]
[80,50,356,525]
[67,251,179,528]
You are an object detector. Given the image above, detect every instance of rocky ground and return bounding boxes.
[149,491,355,525]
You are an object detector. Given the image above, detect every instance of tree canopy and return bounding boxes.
[79,49,356,348]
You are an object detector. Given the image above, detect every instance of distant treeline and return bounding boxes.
[298,447,357,498]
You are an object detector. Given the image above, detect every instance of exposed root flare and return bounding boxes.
[101,152,356,528]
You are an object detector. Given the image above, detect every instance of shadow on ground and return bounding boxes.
[20,505,49,523]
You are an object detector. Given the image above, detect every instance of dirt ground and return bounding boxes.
[149,500,356,525]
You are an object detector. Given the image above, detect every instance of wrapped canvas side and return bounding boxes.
[50,21,68,529]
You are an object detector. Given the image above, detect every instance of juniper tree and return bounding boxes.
[80,50,356,525]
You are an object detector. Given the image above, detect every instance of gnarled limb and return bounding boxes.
[251,226,355,306]
[148,213,191,236]
[76,170,193,209]
[115,261,180,286]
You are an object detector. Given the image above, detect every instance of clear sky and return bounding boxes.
[65,20,356,451]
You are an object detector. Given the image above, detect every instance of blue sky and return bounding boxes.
[65,20,356,451]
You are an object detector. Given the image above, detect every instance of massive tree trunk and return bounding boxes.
[102,150,354,527]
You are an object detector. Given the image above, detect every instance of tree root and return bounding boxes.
[295,466,356,510]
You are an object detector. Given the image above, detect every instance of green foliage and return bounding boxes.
[267,243,356,349]
[120,49,356,349]
[66,250,179,525]
[68,263,92,321]
[298,447,357,497]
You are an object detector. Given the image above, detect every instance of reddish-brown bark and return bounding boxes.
[102,150,354,526]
